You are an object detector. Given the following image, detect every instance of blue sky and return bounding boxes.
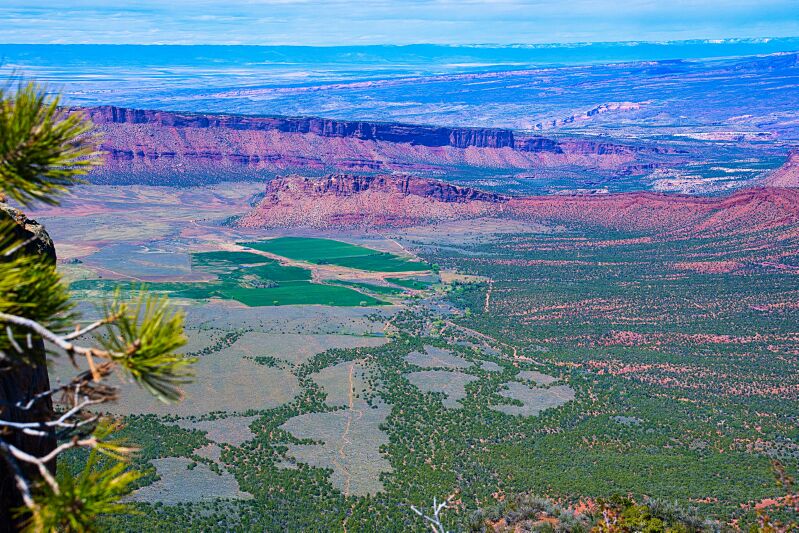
[1,0,798,46]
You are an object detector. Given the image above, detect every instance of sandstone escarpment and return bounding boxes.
[82,106,517,149]
[263,174,507,203]
[73,106,677,185]
[237,174,508,228]
[508,186,799,237]
[239,174,799,240]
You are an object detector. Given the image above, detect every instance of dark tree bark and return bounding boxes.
[0,205,57,532]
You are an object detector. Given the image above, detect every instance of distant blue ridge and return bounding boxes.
[2,38,799,70]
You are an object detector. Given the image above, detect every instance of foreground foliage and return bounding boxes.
[0,80,193,531]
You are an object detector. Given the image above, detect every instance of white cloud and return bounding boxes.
[0,0,797,45]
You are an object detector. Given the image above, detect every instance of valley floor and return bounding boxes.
[35,184,799,531]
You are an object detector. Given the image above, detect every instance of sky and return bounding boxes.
[1,0,798,46]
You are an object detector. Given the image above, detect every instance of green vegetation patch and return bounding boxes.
[218,281,386,307]
[323,254,426,272]
[71,249,387,307]
[70,279,186,293]
[240,237,429,272]
[192,250,271,269]
[386,277,434,290]
[331,280,406,295]
[243,237,375,261]
[236,263,311,283]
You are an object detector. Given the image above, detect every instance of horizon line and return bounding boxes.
[2,36,798,49]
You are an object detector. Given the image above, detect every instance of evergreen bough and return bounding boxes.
[0,79,195,532]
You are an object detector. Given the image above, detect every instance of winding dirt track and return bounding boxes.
[443,318,530,364]
[332,360,364,499]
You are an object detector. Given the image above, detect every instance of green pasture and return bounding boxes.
[331,280,406,295]
[239,237,429,272]
[70,250,386,307]
[386,277,434,290]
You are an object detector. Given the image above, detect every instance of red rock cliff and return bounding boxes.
[72,106,679,185]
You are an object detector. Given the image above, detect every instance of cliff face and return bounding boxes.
[0,205,57,529]
[240,174,799,239]
[238,174,507,228]
[264,174,508,203]
[508,186,799,237]
[83,106,525,150]
[74,106,677,185]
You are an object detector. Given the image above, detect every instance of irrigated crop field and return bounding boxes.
[71,248,390,307]
[241,237,430,272]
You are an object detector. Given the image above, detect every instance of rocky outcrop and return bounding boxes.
[534,101,647,131]
[508,186,799,237]
[72,106,679,185]
[0,205,57,531]
[263,174,507,203]
[240,174,799,239]
[0,205,56,260]
[238,174,507,228]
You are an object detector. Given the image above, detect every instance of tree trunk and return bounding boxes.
[0,205,57,532]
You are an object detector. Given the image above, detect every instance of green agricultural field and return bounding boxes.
[235,263,311,282]
[240,237,429,272]
[193,250,273,268]
[386,277,434,290]
[331,280,406,295]
[219,281,387,307]
[70,279,186,293]
[71,250,386,307]
[243,237,375,261]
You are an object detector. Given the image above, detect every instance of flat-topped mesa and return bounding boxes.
[73,106,685,186]
[238,174,508,228]
[267,174,508,204]
[79,106,517,149]
[77,105,660,154]
[241,173,799,239]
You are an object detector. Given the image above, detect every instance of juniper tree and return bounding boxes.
[0,80,195,531]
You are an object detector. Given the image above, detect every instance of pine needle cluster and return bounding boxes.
[0,79,194,532]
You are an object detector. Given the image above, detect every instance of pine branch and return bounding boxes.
[0,80,102,207]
